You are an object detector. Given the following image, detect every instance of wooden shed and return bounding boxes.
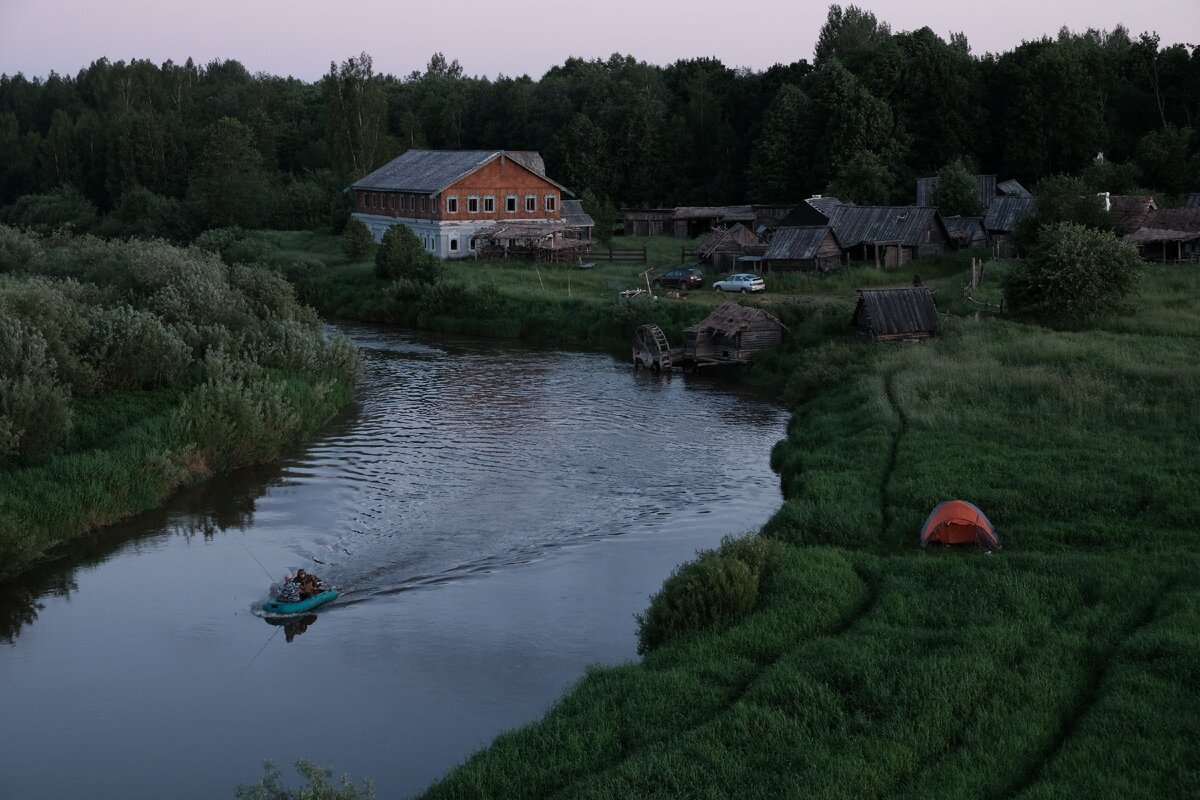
[684,302,788,365]
[761,225,844,271]
[984,196,1036,258]
[696,224,767,273]
[851,287,941,342]
[942,216,989,250]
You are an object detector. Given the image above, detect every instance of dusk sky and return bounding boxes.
[1,0,1197,81]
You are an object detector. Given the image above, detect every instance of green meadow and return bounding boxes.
[395,258,1197,799]
[249,230,1198,797]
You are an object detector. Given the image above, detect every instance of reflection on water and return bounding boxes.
[263,614,320,644]
[0,324,788,800]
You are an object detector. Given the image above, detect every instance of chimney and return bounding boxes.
[1097,191,1111,212]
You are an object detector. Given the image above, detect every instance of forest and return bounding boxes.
[1,5,1198,241]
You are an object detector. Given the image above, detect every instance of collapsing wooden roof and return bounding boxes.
[696,224,765,257]
[942,215,987,245]
[852,287,941,341]
[687,302,788,338]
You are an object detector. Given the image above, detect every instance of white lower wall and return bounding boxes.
[352,214,500,260]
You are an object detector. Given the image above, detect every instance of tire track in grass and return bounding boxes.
[546,565,881,800]
[995,581,1176,800]
[880,370,908,544]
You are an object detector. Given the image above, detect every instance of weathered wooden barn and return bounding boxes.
[622,208,674,236]
[824,205,951,267]
[1123,208,1200,262]
[696,224,768,273]
[983,196,1036,257]
[942,216,989,249]
[761,226,844,271]
[851,287,942,342]
[683,303,788,365]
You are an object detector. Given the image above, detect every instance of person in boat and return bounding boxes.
[276,569,325,602]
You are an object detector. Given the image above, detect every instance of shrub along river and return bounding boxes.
[0,324,787,799]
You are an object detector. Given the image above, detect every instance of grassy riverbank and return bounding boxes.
[0,229,358,581]
[410,262,1199,799]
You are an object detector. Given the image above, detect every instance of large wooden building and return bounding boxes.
[823,204,951,267]
[351,150,579,259]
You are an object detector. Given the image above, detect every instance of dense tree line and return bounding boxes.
[1,5,1198,238]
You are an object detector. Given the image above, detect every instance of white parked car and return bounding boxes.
[712,273,766,293]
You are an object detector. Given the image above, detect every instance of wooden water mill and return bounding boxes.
[633,324,676,371]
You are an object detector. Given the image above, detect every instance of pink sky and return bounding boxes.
[1,0,1196,80]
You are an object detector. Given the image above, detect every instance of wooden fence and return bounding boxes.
[594,247,647,264]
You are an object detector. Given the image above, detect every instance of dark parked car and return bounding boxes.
[653,267,705,290]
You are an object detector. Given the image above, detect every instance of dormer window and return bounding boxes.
[446,196,459,214]
[545,194,558,211]
[525,195,537,212]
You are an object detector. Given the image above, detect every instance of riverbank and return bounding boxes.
[251,228,1199,795]
[0,229,359,581]
[407,261,1200,798]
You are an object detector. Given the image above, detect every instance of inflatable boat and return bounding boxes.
[262,589,338,616]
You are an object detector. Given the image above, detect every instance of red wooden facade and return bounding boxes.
[354,156,563,223]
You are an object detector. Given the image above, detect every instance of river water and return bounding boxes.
[0,325,787,799]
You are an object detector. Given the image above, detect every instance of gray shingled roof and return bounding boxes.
[997,179,1031,197]
[827,206,946,247]
[805,196,845,217]
[763,226,840,260]
[984,196,1036,233]
[351,150,565,194]
[853,287,941,337]
[561,199,594,227]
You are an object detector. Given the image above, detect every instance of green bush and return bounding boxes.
[0,225,43,272]
[1003,222,1144,322]
[375,224,440,283]
[341,218,373,261]
[2,185,97,234]
[80,304,190,389]
[635,534,787,655]
[0,311,71,455]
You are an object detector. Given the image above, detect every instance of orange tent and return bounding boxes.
[919,500,999,550]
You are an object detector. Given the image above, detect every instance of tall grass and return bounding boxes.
[0,228,359,580]
[416,263,1200,799]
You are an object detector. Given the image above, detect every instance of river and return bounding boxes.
[0,324,787,799]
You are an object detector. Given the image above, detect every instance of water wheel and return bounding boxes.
[633,324,672,371]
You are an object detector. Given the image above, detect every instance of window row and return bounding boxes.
[361,192,558,215]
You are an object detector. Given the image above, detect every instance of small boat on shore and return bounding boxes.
[262,589,338,616]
